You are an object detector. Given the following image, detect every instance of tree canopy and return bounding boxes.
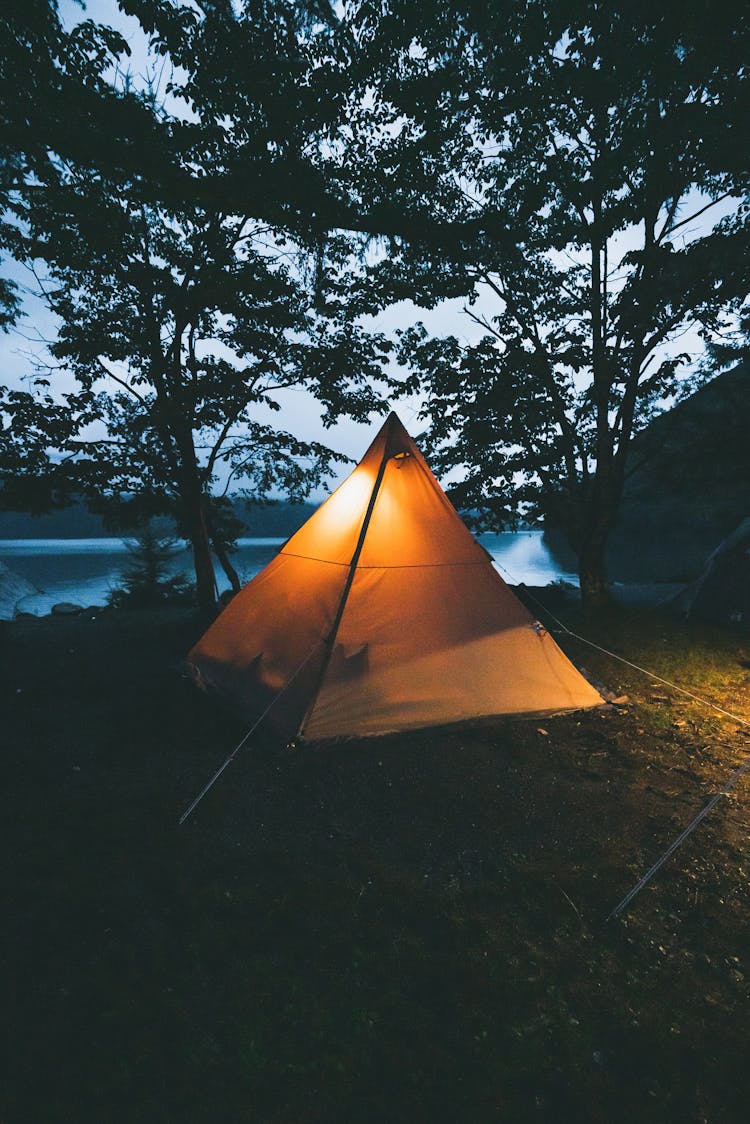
[1,0,391,610]
[338,0,750,600]
[2,0,749,608]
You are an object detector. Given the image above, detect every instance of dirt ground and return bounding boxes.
[1,598,749,1123]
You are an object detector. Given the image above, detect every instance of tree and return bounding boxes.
[343,0,750,604]
[702,303,750,375]
[6,173,389,611]
[108,521,191,609]
[3,1,390,612]
[0,0,168,328]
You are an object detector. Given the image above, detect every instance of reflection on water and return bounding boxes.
[480,532,578,588]
[0,531,577,617]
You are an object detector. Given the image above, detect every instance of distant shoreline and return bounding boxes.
[0,499,319,541]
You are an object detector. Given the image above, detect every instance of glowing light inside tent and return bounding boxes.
[323,465,376,526]
[281,462,377,566]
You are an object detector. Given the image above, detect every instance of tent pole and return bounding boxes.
[296,424,394,740]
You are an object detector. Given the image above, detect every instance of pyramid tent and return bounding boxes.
[187,413,603,740]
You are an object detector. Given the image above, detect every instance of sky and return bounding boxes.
[0,0,736,497]
[0,0,493,485]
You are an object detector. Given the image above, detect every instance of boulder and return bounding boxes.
[51,601,84,616]
[0,560,37,621]
[685,517,750,630]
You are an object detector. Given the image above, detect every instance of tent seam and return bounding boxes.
[280,550,491,570]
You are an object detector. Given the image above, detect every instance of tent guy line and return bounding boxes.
[493,561,750,920]
[492,561,750,731]
[178,638,325,826]
[548,627,750,730]
[606,755,750,921]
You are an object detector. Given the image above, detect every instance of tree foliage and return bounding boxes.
[0,0,168,325]
[3,0,749,610]
[108,521,191,609]
[2,0,391,610]
[342,0,750,601]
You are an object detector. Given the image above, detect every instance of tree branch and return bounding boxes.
[96,358,148,406]
[660,191,734,241]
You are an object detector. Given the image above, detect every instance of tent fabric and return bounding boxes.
[187,412,603,739]
[683,516,750,631]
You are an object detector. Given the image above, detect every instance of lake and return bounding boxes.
[0,532,577,617]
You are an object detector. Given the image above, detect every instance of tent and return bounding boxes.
[186,412,602,740]
[683,516,750,630]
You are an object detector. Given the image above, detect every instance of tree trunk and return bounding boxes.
[183,485,216,615]
[168,406,216,615]
[577,495,615,610]
[578,534,609,609]
[211,535,241,594]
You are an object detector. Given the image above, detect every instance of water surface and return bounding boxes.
[0,531,577,617]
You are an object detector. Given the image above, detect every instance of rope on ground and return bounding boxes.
[607,753,750,920]
[493,560,750,919]
[178,640,324,826]
[494,562,750,729]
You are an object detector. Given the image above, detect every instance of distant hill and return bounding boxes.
[0,504,110,539]
[238,501,318,538]
[0,499,318,540]
[547,361,750,582]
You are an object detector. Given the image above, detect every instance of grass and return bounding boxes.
[1,600,749,1122]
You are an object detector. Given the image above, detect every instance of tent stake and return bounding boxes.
[607,752,750,921]
[492,564,750,919]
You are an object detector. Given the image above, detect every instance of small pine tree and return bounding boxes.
[108,524,193,609]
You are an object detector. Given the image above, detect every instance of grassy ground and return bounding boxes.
[1,599,749,1123]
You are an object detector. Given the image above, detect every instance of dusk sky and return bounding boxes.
[0,0,493,484]
[1,1,737,489]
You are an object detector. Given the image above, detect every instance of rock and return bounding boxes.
[217,589,236,611]
[51,602,84,616]
[0,561,38,621]
[686,516,750,631]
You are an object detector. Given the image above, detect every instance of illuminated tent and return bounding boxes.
[187,412,603,740]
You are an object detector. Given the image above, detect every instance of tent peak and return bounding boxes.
[371,409,416,461]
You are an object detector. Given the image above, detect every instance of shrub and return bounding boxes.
[108,524,194,609]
